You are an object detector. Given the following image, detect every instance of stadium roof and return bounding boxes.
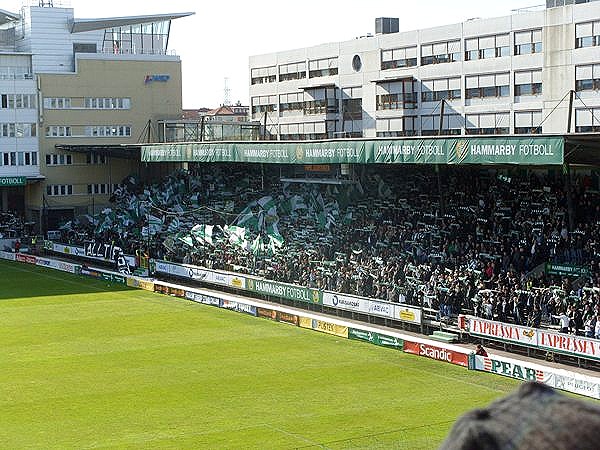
[71,12,194,33]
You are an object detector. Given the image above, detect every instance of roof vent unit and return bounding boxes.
[375,17,399,35]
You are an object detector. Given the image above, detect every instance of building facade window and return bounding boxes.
[87,184,113,195]
[381,46,417,70]
[575,21,600,48]
[2,94,37,109]
[1,123,37,137]
[465,73,510,99]
[304,87,338,115]
[251,95,278,116]
[376,79,417,110]
[84,125,131,137]
[251,66,277,85]
[308,57,338,78]
[1,151,37,166]
[575,108,600,132]
[421,77,461,102]
[466,112,509,134]
[279,61,307,82]
[84,97,131,109]
[279,93,304,116]
[45,126,71,137]
[514,70,543,96]
[465,34,510,60]
[376,116,418,137]
[576,64,600,91]
[86,153,108,164]
[420,114,462,136]
[45,154,72,165]
[279,121,332,140]
[341,86,362,121]
[514,110,542,134]
[514,29,543,55]
[421,40,461,65]
[43,97,71,109]
[46,184,73,196]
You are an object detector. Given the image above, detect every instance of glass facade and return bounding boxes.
[102,20,171,55]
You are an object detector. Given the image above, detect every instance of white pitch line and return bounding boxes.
[263,423,331,449]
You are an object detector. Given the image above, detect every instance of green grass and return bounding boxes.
[0,260,522,449]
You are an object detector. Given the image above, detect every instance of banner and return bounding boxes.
[154,260,246,289]
[403,341,469,367]
[126,277,155,291]
[221,299,258,316]
[185,290,221,306]
[15,253,36,264]
[323,292,371,314]
[537,330,600,361]
[545,263,590,277]
[348,328,403,349]
[468,316,538,346]
[473,355,547,383]
[154,284,185,297]
[247,278,322,304]
[277,311,299,326]
[393,305,423,325]
[299,317,348,338]
[35,257,81,274]
[257,307,277,320]
[141,136,564,166]
[47,241,136,267]
[0,250,16,261]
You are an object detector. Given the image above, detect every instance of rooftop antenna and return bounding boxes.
[223,77,231,106]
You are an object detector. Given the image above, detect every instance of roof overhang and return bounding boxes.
[564,134,600,166]
[371,75,415,83]
[0,8,19,26]
[54,144,141,160]
[299,83,337,90]
[71,12,195,33]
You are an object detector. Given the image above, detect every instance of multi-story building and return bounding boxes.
[249,0,600,140]
[0,2,192,230]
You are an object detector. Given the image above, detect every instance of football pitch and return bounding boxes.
[0,260,521,449]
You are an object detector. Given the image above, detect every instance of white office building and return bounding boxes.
[249,0,600,140]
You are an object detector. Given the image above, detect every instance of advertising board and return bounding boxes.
[299,317,348,338]
[403,341,469,367]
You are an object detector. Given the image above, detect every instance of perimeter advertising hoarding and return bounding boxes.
[142,136,564,166]
[322,292,421,324]
[299,317,348,338]
[403,341,470,367]
[154,260,246,289]
[348,328,403,349]
[468,316,538,346]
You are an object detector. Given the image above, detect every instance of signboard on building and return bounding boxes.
[0,176,26,186]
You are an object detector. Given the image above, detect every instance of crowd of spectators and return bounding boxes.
[57,164,600,336]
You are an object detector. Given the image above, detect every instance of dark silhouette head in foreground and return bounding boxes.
[440,382,600,450]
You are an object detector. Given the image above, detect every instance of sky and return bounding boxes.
[5,0,538,108]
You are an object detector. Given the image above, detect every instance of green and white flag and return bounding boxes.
[223,225,247,246]
[191,224,214,246]
[177,234,194,247]
[258,196,277,215]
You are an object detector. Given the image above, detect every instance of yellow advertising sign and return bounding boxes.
[299,317,348,338]
[126,277,155,291]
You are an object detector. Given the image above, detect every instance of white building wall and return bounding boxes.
[249,1,600,139]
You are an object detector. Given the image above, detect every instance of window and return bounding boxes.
[45,154,72,165]
[576,64,600,91]
[84,125,131,137]
[43,97,71,109]
[87,184,112,194]
[86,153,107,164]
[421,77,461,102]
[466,112,510,134]
[45,126,71,137]
[514,29,542,55]
[279,61,306,82]
[84,97,131,109]
[420,114,463,136]
[0,123,36,137]
[1,151,37,166]
[515,70,543,96]
[381,46,417,70]
[421,40,461,65]
[251,95,278,116]
[2,94,36,109]
[342,87,362,120]
[465,73,510,99]
[465,34,510,61]
[376,116,417,137]
[308,57,338,78]
[515,110,542,134]
[376,79,417,110]
[45,184,73,196]
[575,21,600,48]
[303,88,338,115]
[251,66,277,85]
[279,121,330,140]
[575,108,600,132]
[279,92,304,116]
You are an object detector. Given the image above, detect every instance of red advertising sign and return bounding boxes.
[403,341,469,367]
[537,330,600,361]
[16,253,37,265]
